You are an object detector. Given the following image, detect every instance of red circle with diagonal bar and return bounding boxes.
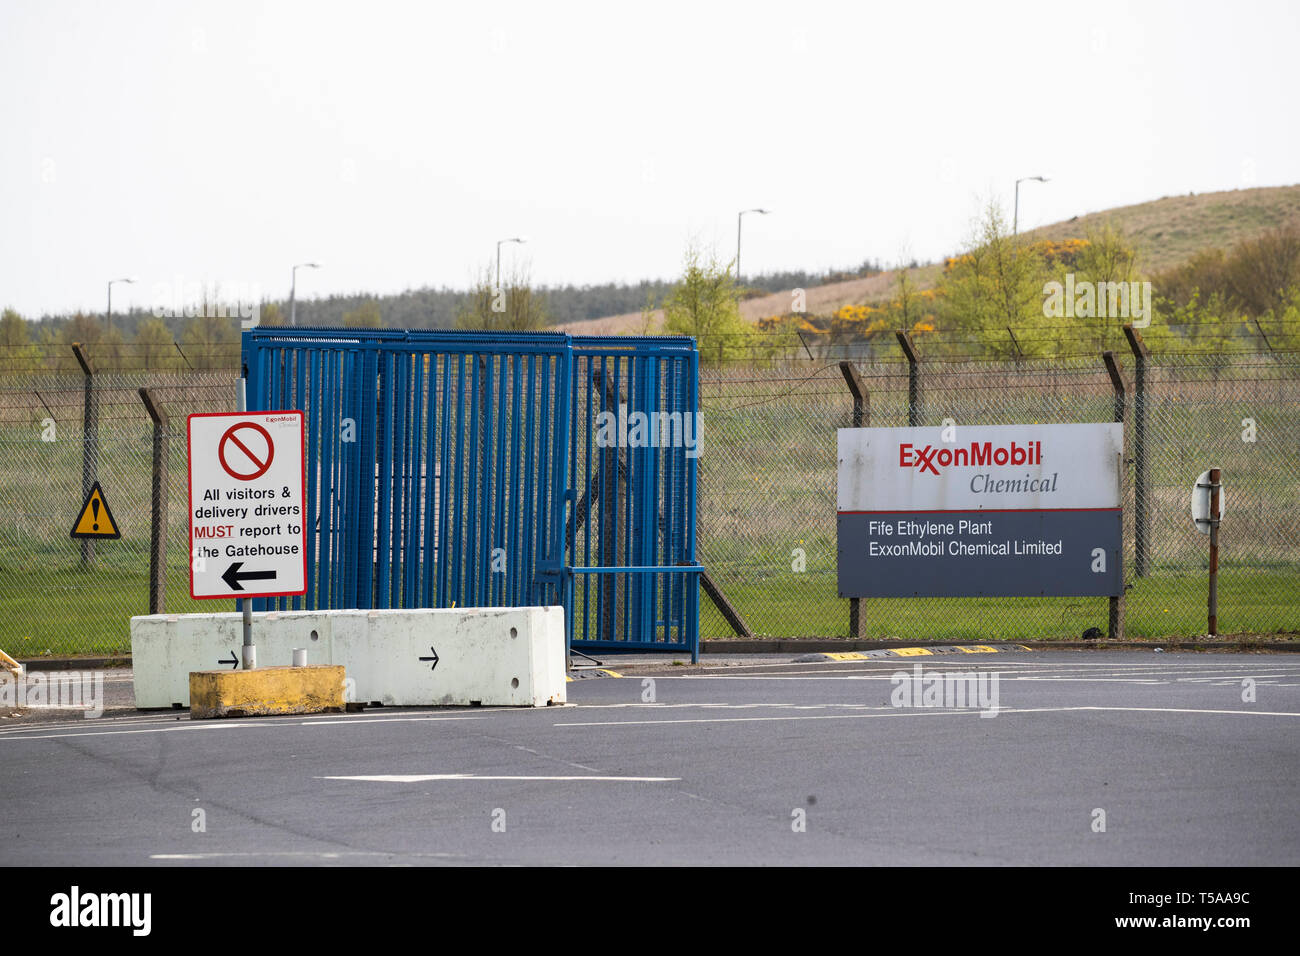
[218,422,275,481]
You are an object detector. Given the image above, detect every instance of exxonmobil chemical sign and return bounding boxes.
[838,423,1123,598]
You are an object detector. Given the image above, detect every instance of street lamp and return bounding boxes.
[736,209,769,284]
[1013,177,1049,235]
[496,237,527,292]
[289,262,321,326]
[107,277,136,335]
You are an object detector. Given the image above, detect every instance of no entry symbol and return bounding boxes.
[218,422,275,481]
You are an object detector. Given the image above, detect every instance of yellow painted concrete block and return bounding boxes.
[189,665,345,720]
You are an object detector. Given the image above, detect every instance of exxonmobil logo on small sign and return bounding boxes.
[840,423,1122,513]
[900,440,1043,475]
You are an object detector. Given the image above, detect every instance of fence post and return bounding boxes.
[139,388,169,614]
[72,343,98,567]
[839,360,869,640]
[1122,325,1150,578]
[1102,350,1127,641]
[896,331,921,426]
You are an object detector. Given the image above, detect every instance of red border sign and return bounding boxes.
[187,411,307,600]
[218,422,275,481]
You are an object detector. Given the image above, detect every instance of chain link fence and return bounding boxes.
[0,365,238,656]
[699,351,1300,641]
[1,347,1297,656]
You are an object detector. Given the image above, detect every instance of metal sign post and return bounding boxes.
[238,380,254,668]
[1191,468,1225,636]
[1209,468,1220,636]
[187,382,307,669]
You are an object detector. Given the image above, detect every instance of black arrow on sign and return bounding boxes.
[222,562,276,591]
[218,650,238,669]
[419,647,439,671]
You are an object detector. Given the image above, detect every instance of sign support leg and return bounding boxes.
[237,377,256,670]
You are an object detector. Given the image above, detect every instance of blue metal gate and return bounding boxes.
[241,328,700,659]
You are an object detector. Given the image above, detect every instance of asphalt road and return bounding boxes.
[1,650,1297,866]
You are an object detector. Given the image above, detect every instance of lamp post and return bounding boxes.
[107,277,136,336]
[496,237,526,292]
[1013,177,1049,235]
[289,262,321,326]
[736,208,769,283]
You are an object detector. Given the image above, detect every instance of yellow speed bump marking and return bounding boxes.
[567,669,625,681]
[954,645,998,654]
[892,648,934,657]
[823,652,870,661]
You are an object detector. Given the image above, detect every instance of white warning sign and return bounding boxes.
[187,411,307,600]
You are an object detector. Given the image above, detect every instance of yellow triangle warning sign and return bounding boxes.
[70,482,121,539]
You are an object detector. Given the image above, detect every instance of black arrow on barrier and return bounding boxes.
[419,647,439,671]
[222,562,276,591]
[218,650,238,669]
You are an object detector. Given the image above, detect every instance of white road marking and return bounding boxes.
[0,721,274,742]
[319,773,681,783]
[150,851,458,860]
[641,665,1300,683]
[1071,706,1300,717]
[556,705,1300,727]
[297,716,483,726]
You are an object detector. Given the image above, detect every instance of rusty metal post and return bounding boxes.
[72,344,98,567]
[1103,350,1127,640]
[1123,325,1150,577]
[896,331,920,426]
[839,360,869,640]
[139,388,169,614]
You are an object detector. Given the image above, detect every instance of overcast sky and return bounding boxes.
[3,0,1298,318]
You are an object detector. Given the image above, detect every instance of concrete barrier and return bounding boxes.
[130,606,566,709]
[190,665,346,719]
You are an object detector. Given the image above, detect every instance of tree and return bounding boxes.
[181,314,239,369]
[939,202,1056,358]
[457,262,549,331]
[258,302,286,327]
[133,318,181,371]
[0,308,41,373]
[634,289,659,335]
[55,313,125,370]
[662,244,749,364]
[1225,227,1300,317]
[343,301,382,328]
[1075,222,1141,352]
